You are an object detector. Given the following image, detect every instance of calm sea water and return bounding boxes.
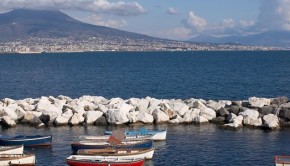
[1,51,290,166]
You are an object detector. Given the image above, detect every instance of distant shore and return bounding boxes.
[1,49,290,55]
[1,95,289,130]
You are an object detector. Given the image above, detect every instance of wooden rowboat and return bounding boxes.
[0,153,36,166]
[66,156,144,166]
[275,156,290,166]
[0,145,24,155]
[0,135,52,147]
[77,148,154,160]
[71,139,153,154]
[105,128,167,141]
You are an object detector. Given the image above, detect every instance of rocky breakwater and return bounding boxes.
[0,96,289,130]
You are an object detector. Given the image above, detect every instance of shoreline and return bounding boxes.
[0,95,289,130]
[1,49,290,55]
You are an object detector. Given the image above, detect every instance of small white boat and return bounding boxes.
[0,153,35,166]
[105,129,167,141]
[0,145,24,155]
[275,156,290,166]
[77,148,155,159]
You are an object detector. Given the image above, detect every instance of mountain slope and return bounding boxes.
[191,31,290,47]
[0,9,155,42]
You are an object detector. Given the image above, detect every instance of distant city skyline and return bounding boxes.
[1,0,290,40]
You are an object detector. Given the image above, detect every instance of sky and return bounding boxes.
[1,0,290,40]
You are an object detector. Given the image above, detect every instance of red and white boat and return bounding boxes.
[77,148,154,159]
[66,156,145,166]
[0,145,24,155]
[0,153,36,166]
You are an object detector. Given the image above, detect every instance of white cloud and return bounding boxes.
[0,0,147,16]
[257,0,290,31]
[150,27,192,40]
[87,15,127,28]
[167,7,179,15]
[239,20,255,28]
[184,11,207,32]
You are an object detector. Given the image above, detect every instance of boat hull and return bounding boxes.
[275,156,290,166]
[71,140,153,154]
[0,154,35,166]
[66,156,144,166]
[77,148,154,160]
[105,129,167,141]
[0,146,24,155]
[0,135,52,147]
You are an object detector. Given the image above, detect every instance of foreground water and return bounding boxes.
[1,124,290,166]
[1,51,290,165]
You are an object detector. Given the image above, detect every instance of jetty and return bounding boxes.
[0,95,289,130]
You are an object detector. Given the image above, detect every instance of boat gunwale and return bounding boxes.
[77,148,154,156]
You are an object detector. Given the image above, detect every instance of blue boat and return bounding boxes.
[71,139,153,154]
[0,135,52,147]
[105,128,167,141]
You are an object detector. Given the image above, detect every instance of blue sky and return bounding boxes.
[1,0,290,40]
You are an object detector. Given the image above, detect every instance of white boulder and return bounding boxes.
[249,97,271,108]
[1,116,17,127]
[137,111,154,124]
[152,109,169,123]
[193,116,209,124]
[106,109,129,125]
[200,107,216,120]
[263,114,280,129]
[84,111,103,125]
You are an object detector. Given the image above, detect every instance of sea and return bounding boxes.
[1,51,290,166]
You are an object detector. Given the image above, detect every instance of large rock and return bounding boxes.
[84,111,103,125]
[137,111,154,124]
[193,116,208,124]
[94,116,108,126]
[223,115,243,129]
[217,107,229,117]
[239,109,259,119]
[127,111,139,123]
[258,105,277,115]
[71,105,85,115]
[20,111,42,124]
[226,105,241,115]
[159,103,175,119]
[226,113,237,123]
[39,108,62,124]
[200,107,216,120]
[272,96,288,106]
[192,100,207,111]
[69,113,84,126]
[30,116,44,127]
[172,103,189,117]
[106,109,129,125]
[136,99,149,112]
[279,103,290,120]
[239,109,262,126]
[1,116,17,127]
[249,97,271,108]
[263,114,279,130]
[17,100,35,112]
[54,116,69,126]
[98,104,108,113]
[1,105,18,120]
[35,96,52,111]
[152,109,169,123]
[206,100,225,111]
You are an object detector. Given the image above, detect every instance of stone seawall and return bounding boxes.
[0,95,289,130]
